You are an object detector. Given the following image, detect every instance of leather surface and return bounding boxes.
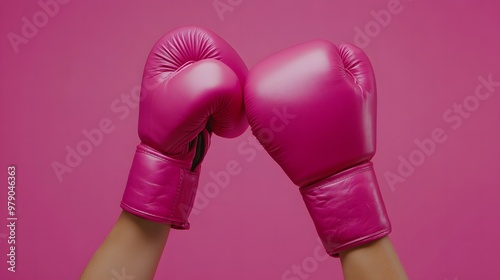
[300,162,391,256]
[121,26,248,228]
[245,40,376,186]
[245,40,390,254]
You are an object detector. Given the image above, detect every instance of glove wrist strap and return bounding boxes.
[299,162,391,256]
[120,143,199,229]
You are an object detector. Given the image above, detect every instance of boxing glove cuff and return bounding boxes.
[299,162,391,256]
[121,144,199,229]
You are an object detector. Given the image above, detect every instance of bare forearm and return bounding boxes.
[81,211,170,280]
[339,237,408,280]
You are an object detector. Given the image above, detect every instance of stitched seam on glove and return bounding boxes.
[169,169,184,220]
[120,202,185,224]
[328,228,391,255]
[138,144,191,169]
[301,163,373,192]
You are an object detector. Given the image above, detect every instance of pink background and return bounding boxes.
[1,0,499,279]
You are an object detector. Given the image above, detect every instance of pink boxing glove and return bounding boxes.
[245,40,391,256]
[121,26,248,229]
